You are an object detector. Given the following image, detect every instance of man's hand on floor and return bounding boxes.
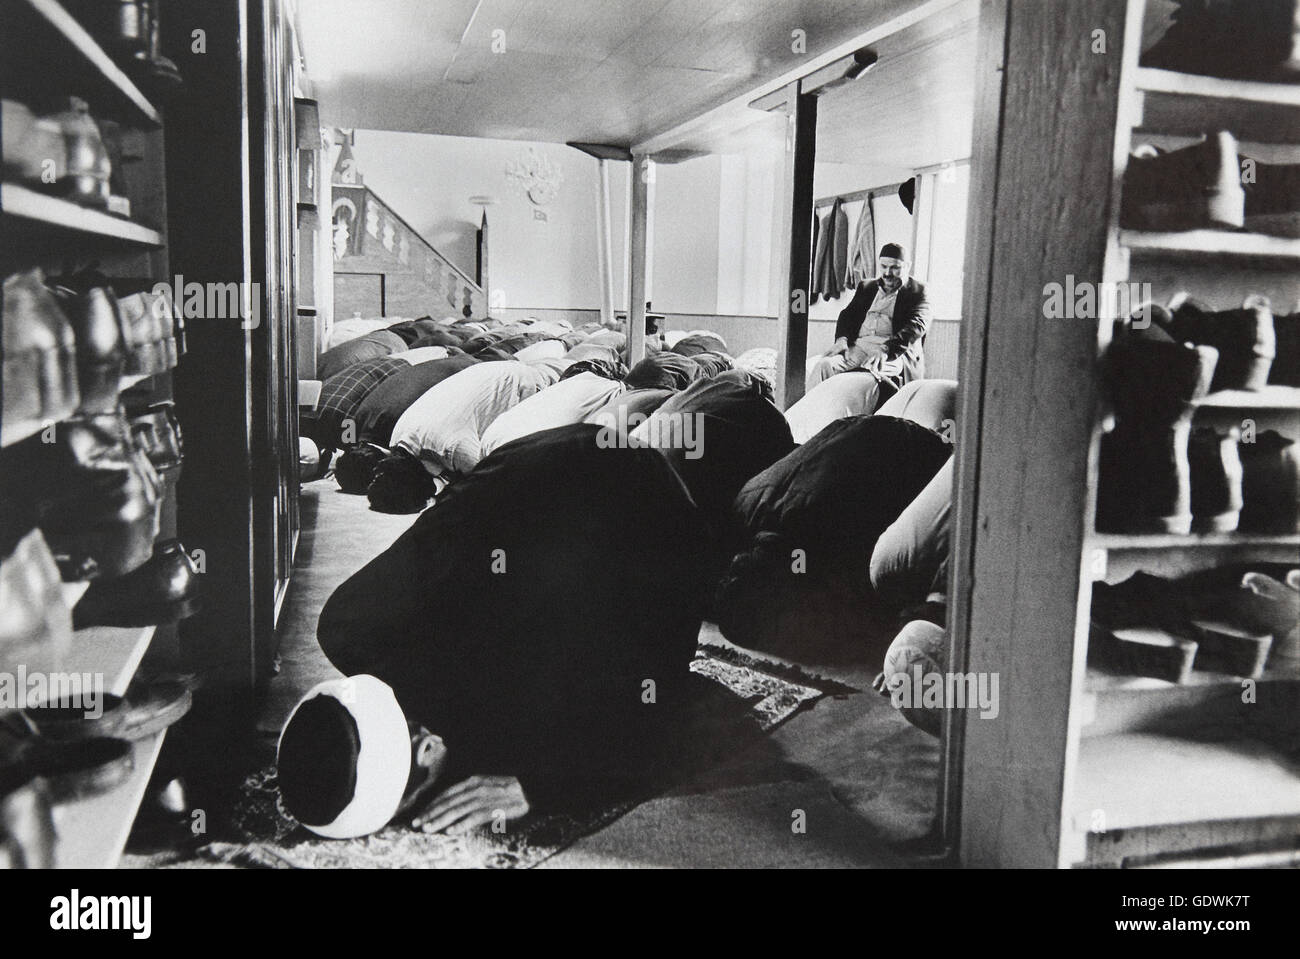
[411,775,530,835]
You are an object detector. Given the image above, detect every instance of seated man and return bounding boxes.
[290,424,715,837]
[805,242,931,406]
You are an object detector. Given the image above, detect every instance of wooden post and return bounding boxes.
[772,83,816,410]
[950,0,1130,868]
[595,158,616,328]
[627,154,654,367]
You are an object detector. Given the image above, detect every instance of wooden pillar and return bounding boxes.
[772,83,817,410]
[627,154,654,367]
[950,0,1130,868]
[595,158,616,327]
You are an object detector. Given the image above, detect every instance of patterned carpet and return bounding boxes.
[138,643,855,869]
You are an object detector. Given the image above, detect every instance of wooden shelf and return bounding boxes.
[1093,531,1300,550]
[13,0,162,127]
[1071,732,1300,833]
[1086,663,1300,694]
[1135,67,1300,108]
[1194,385,1300,411]
[1121,228,1300,265]
[1134,69,1300,145]
[67,623,157,697]
[54,730,166,868]
[1090,532,1300,583]
[2,183,164,247]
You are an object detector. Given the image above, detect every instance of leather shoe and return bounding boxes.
[1163,294,1275,392]
[1239,430,1300,533]
[50,282,126,415]
[20,413,160,580]
[115,291,170,375]
[1122,132,1244,232]
[1189,426,1243,532]
[2,270,80,446]
[73,538,201,627]
[129,403,183,477]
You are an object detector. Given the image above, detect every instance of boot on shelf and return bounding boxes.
[1238,430,1300,533]
[1141,0,1300,83]
[1164,293,1275,392]
[1096,317,1219,534]
[1189,426,1244,532]
[1121,131,1244,232]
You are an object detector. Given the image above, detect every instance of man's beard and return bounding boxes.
[879,275,902,292]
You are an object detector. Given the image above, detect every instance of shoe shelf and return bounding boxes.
[1082,666,1299,748]
[1086,663,1300,694]
[53,729,166,868]
[11,0,161,128]
[1120,228,1300,265]
[1089,532,1300,583]
[69,623,158,697]
[1194,385,1300,411]
[1068,732,1300,836]
[2,183,165,248]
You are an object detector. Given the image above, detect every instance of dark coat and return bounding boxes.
[317,424,714,811]
[832,277,932,390]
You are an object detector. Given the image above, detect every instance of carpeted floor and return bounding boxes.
[237,478,946,868]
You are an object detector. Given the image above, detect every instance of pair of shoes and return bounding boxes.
[1142,0,1300,84]
[1122,131,1300,237]
[2,412,161,580]
[52,271,180,379]
[1159,293,1275,392]
[1096,316,1218,534]
[21,678,192,743]
[64,0,183,97]
[1091,569,1284,679]
[1,271,80,447]
[73,539,201,627]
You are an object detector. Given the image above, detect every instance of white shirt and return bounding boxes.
[390,360,564,475]
[856,288,898,345]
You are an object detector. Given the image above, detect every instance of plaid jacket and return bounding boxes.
[305,356,410,450]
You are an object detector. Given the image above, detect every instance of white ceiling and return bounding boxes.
[814,0,979,169]
[295,0,947,147]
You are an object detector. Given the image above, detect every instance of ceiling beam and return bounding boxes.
[567,142,633,162]
[631,0,967,155]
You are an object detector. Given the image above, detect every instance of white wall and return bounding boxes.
[349,130,630,312]
[649,155,722,315]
